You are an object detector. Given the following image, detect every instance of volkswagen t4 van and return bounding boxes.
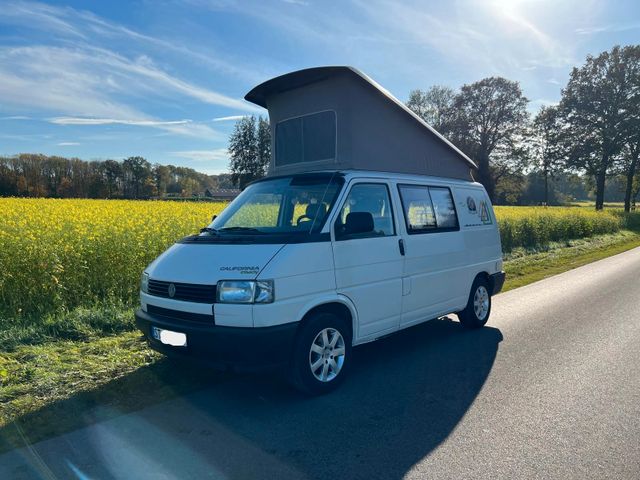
[135,67,505,394]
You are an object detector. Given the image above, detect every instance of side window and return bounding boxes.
[429,187,459,229]
[335,183,395,240]
[398,185,459,233]
[398,185,436,232]
[275,111,336,166]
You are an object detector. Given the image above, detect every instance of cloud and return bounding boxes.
[171,149,229,162]
[212,115,246,122]
[49,117,192,126]
[1,0,267,83]
[0,45,250,138]
[0,1,262,144]
[197,0,578,78]
[575,23,640,35]
[0,1,85,38]
[57,142,80,146]
[0,115,31,120]
[170,149,230,174]
[3,44,258,112]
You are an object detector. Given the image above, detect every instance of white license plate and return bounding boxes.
[151,326,187,347]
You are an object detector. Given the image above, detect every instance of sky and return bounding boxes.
[0,0,639,174]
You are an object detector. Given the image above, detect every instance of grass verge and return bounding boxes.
[0,333,222,453]
[503,230,640,291]
[2,230,640,453]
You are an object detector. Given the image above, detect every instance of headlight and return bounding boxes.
[140,272,149,294]
[217,280,274,304]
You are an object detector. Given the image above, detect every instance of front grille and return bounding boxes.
[147,304,214,324]
[148,279,216,303]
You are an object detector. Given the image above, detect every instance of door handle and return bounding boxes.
[398,238,405,256]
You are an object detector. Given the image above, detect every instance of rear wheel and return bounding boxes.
[457,276,491,329]
[289,312,352,395]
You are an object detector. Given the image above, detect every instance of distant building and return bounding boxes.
[204,188,240,201]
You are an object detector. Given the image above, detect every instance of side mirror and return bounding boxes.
[212,214,217,222]
[344,212,374,235]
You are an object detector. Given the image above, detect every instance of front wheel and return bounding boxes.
[457,277,491,329]
[289,312,352,395]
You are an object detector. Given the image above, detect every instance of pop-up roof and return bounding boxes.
[245,66,477,180]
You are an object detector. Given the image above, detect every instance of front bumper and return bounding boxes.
[489,271,506,295]
[135,308,299,371]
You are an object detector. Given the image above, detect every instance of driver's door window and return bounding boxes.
[335,183,395,240]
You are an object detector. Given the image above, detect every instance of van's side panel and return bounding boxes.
[452,185,503,296]
[254,242,336,327]
[394,181,469,326]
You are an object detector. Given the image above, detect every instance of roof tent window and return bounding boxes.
[275,111,336,166]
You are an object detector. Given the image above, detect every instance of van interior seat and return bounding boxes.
[298,202,327,227]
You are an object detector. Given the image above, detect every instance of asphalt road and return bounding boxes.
[2,247,640,479]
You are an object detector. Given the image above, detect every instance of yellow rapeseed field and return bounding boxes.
[0,198,224,319]
[0,198,625,319]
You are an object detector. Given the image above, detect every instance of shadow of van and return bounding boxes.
[1,317,502,479]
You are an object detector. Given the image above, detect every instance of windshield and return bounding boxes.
[208,173,344,235]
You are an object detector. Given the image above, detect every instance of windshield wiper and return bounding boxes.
[218,227,265,234]
[200,227,219,235]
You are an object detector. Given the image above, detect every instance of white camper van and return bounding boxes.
[136,67,505,394]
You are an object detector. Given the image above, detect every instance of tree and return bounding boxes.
[122,156,151,198]
[452,77,529,201]
[622,135,640,212]
[102,159,122,198]
[153,164,171,197]
[557,46,639,210]
[529,106,564,205]
[633,171,640,210]
[228,116,271,188]
[257,116,271,174]
[620,46,640,211]
[406,86,456,133]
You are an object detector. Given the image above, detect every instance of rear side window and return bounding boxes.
[397,185,436,231]
[429,187,459,229]
[398,185,459,233]
[275,111,336,166]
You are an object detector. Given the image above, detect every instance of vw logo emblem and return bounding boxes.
[168,283,176,298]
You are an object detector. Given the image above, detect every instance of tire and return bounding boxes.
[457,276,491,329]
[289,311,352,395]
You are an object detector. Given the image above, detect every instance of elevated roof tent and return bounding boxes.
[245,66,477,181]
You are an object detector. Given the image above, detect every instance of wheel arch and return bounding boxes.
[296,296,357,342]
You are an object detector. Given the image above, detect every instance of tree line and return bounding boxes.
[0,154,234,199]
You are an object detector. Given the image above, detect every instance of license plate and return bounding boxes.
[151,326,187,347]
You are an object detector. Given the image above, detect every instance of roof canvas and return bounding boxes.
[245,66,477,180]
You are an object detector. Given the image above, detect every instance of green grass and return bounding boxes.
[503,230,640,291]
[0,332,222,453]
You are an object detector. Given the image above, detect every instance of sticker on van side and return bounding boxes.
[460,193,492,227]
[479,200,491,224]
